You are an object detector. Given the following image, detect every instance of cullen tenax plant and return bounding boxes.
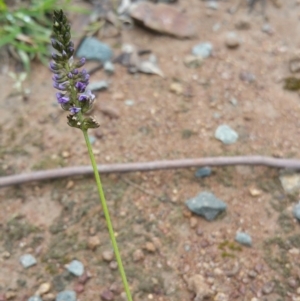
[50,10,133,301]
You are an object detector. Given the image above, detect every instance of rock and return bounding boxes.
[56,291,76,301]
[5,292,16,300]
[192,42,213,58]
[170,82,183,95]
[43,293,55,301]
[225,32,241,49]
[280,173,300,194]
[99,104,120,119]
[73,283,84,294]
[235,18,251,30]
[87,81,108,92]
[132,249,145,262]
[261,23,274,35]
[124,99,134,106]
[183,55,203,68]
[87,236,101,250]
[214,292,228,301]
[293,203,300,221]
[249,188,261,197]
[104,61,115,74]
[235,232,252,247]
[76,37,113,63]
[66,260,84,277]
[145,242,156,252]
[206,1,218,10]
[102,250,114,262]
[239,71,255,83]
[28,297,42,301]
[138,60,165,77]
[20,254,37,268]
[289,57,300,73]
[78,272,91,284]
[215,125,238,145]
[195,167,212,178]
[187,274,213,301]
[35,283,51,296]
[186,191,227,221]
[109,261,118,270]
[190,217,198,228]
[129,2,196,38]
[100,290,114,301]
[262,282,275,295]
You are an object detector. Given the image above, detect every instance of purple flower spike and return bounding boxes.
[69,106,81,115]
[75,81,86,93]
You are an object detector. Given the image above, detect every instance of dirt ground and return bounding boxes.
[2,0,300,300]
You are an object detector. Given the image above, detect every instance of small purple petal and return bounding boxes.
[72,69,79,75]
[53,82,67,91]
[76,57,86,68]
[86,90,95,101]
[58,96,70,104]
[75,82,86,93]
[67,72,73,79]
[81,69,87,75]
[78,95,88,102]
[69,107,81,114]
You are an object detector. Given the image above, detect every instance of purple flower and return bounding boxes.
[72,69,79,75]
[75,81,86,93]
[76,57,86,68]
[86,90,95,101]
[56,93,70,104]
[53,81,68,91]
[69,106,81,114]
[67,72,73,79]
[78,90,95,102]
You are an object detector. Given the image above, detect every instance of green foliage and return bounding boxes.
[0,0,71,72]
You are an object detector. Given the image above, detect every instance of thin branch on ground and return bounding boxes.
[0,156,300,188]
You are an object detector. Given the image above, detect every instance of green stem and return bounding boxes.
[82,129,133,301]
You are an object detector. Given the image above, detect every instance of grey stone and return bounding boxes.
[66,260,84,276]
[104,61,115,74]
[125,99,134,106]
[28,297,43,301]
[87,81,108,92]
[195,167,212,178]
[225,32,241,48]
[192,42,213,58]
[280,173,300,194]
[56,291,76,301]
[235,232,252,246]
[293,203,300,221]
[206,1,218,10]
[186,192,227,221]
[76,37,113,63]
[20,254,37,268]
[215,124,238,144]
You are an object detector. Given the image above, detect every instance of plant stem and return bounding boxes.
[82,129,133,301]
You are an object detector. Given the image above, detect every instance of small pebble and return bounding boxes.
[102,250,114,262]
[206,1,218,10]
[87,236,101,251]
[262,282,275,295]
[145,242,156,253]
[5,292,16,300]
[43,293,55,301]
[225,32,241,48]
[20,254,37,268]
[293,202,300,221]
[28,297,42,301]
[215,125,238,145]
[78,272,91,284]
[132,249,145,262]
[109,261,118,270]
[235,232,252,247]
[192,42,213,58]
[190,217,198,228]
[183,55,203,68]
[170,82,183,95]
[35,282,51,295]
[104,61,115,74]
[56,291,76,301]
[66,260,84,276]
[124,99,134,106]
[74,283,84,294]
[100,289,114,301]
[195,167,212,178]
[88,81,108,91]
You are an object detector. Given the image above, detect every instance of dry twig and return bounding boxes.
[1,156,300,188]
